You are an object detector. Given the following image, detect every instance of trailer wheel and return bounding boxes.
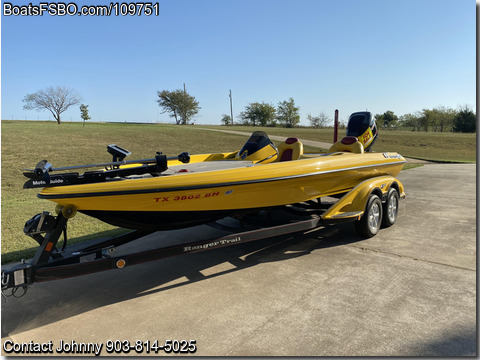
[382,188,399,228]
[355,194,383,238]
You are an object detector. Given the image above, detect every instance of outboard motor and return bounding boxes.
[346,112,378,152]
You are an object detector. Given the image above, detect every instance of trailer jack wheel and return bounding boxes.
[355,194,383,238]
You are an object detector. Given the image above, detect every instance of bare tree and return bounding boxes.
[23,86,82,124]
[307,112,330,128]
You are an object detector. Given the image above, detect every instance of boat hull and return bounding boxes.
[80,208,251,231]
[38,152,406,230]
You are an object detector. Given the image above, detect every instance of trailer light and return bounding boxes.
[116,259,126,269]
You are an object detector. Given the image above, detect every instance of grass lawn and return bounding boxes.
[1,121,476,263]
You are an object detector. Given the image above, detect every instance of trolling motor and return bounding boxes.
[5,145,192,299]
[23,145,191,188]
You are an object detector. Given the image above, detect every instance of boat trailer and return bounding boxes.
[2,175,404,299]
[1,205,328,299]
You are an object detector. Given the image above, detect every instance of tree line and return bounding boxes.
[156,87,477,133]
[222,100,334,129]
[21,85,476,133]
[226,98,301,128]
[376,106,476,133]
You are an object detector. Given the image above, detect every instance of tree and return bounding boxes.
[375,110,398,128]
[398,109,432,131]
[276,98,300,128]
[399,111,432,132]
[23,86,82,124]
[383,110,398,128]
[453,105,476,133]
[156,89,200,125]
[308,112,330,128]
[398,113,420,131]
[221,114,232,126]
[434,106,456,132]
[401,107,456,132]
[239,102,276,126]
[420,108,454,132]
[422,106,455,132]
[80,104,91,127]
[421,109,436,132]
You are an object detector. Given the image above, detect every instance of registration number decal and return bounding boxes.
[154,192,219,202]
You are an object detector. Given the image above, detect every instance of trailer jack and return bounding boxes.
[2,210,69,299]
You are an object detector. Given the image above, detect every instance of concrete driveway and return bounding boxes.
[1,163,476,356]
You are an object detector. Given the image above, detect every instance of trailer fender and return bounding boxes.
[322,176,404,222]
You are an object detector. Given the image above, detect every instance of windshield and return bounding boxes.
[240,132,273,155]
[236,131,278,163]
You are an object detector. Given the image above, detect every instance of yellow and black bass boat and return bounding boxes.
[24,112,406,232]
[3,111,406,295]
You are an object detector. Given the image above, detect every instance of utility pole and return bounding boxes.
[229,89,234,126]
[183,83,187,124]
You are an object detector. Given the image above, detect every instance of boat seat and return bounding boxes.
[277,137,303,161]
[328,136,364,154]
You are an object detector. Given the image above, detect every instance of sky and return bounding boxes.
[1,0,477,125]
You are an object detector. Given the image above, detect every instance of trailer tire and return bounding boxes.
[355,194,383,238]
[382,188,399,228]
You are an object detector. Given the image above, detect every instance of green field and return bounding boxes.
[1,121,476,264]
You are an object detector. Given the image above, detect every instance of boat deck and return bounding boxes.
[163,160,255,175]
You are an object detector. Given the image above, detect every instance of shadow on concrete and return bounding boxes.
[409,325,477,356]
[1,221,359,338]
